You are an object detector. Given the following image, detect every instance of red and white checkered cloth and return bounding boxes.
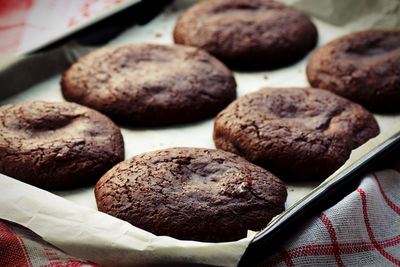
[0,220,99,267]
[1,169,399,266]
[263,169,400,266]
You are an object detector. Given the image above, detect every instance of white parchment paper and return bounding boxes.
[0,174,253,266]
[0,0,399,266]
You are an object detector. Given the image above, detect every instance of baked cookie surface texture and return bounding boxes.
[0,101,124,189]
[95,147,287,242]
[307,29,400,112]
[213,87,379,180]
[174,0,318,69]
[61,43,236,125]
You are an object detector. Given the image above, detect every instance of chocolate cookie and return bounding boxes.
[173,0,318,69]
[307,29,400,112]
[95,147,287,242]
[213,87,379,180]
[61,43,236,125]
[0,101,124,189]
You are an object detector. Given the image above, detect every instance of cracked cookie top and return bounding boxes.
[174,0,318,69]
[213,87,379,180]
[0,101,124,189]
[95,147,287,242]
[61,43,236,125]
[307,29,400,112]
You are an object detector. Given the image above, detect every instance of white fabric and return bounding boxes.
[264,169,400,266]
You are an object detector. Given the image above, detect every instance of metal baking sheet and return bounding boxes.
[0,0,399,266]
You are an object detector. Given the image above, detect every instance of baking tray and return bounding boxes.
[1,0,400,266]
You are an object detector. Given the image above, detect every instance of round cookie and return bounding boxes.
[307,29,400,112]
[213,87,379,180]
[173,0,318,69]
[61,43,236,125]
[0,101,124,189]
[95,147,287,242]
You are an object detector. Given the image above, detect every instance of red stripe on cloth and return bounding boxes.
[267,226,400,265]
[0,222,30,267]
[319,213,344,267]
[42,260,99,267]
[373,173,400,216]
[272,234,400,262]
[16,234,33,267]
[280,248,295,267]
[381,234,400,248]
[42,244,62,265]
[357,188,400,266]
[0,22,25,30]
[0,0,34,55]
